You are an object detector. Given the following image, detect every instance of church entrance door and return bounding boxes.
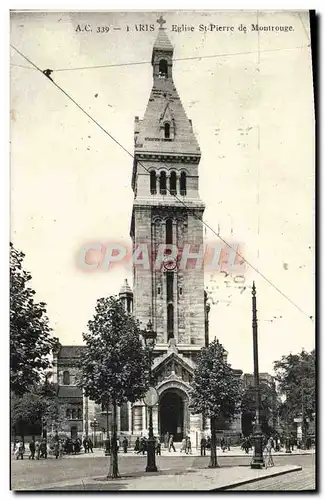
[159,390,184,442]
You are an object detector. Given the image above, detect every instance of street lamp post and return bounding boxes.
[142,320,158,473]
[250,282,265,469]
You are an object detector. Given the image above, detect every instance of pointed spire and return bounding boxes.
[153,15,173,52]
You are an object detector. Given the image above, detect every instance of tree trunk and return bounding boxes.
[108,401,120,479]
[208,416,219,468]
[106,402,110,441]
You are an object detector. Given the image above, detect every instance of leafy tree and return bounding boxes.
[11,377,61,443]
[241,381,278,437]
[78,296,150,478]
[274,349,315,444]
[10,243,58,395]
[190,338,242,467]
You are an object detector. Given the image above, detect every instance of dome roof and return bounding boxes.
[119,278,133,295]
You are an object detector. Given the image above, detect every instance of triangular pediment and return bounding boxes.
[152,350,195,386]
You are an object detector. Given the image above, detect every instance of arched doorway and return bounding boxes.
[159,389,187,442]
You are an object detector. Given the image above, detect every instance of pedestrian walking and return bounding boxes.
[35,440,40,460]
[186,436,192,454]
[15,441,24,460]
[220,436,226,452]
[168,434,176,452]
[155,437,161,456]
[207,436,211,450]
[83,436,89,453]
[54,441,60,459]
[29,438,35,460]
[88,438,93,453]
[134,436,140,453]
[180,437,186,453]
[200,435,207,456]
[122,437,128,453]
[264,437,274,468]
[40,439,47,459]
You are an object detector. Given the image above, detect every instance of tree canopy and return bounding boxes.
[10,243,58,395]
[241,381,278,436]
[79,296,150,406]
[274,349,315,427]
[190,338,242,420]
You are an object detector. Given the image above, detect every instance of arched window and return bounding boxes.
[160,172,167,195]
[159,59,168,78]
[63,370,70,385]
[77,408,82,420]
[66,409,71,419]
[170,171,177,195]
[180,171,187,195]
[167,304,174,340]
[71,408,77,419]
[150,170,157,194]
[166,219,173,245]
[164,123,170,139]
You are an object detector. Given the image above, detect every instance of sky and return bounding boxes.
[10,10,315,374]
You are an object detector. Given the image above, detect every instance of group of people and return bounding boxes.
[104,436,129,455]
[14,438,53,460]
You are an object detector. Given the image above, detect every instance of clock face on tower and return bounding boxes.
[163,257,177,271]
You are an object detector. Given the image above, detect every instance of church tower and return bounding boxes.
[130,17,207,442]
[131,18,205,357]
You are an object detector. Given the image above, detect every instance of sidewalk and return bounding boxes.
[27,464,303,491]
[63,446,315,459]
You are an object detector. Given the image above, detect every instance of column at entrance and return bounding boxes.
[183,399,190,436]
[133,405,143,433]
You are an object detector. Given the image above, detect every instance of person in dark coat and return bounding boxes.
[29,439,35,460]
[155,437,161,456]
[88,438,93,453]
[200,436,207,456]
[220,437,226,452]
[168,434,176,452]
[122,437,128,453]
[134,437,140,453]
[83,437,89,453]
[207,436,211,450]
[40,439,47,459]
[54,441,60,459]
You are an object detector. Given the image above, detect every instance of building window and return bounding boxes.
[167,272,174,302]
[77,408,82,420]
[63,371,70,385]
[66,409,71,419]
[71,409,77,419]
[167,303,174,340]
[160,172,167,195]
[159,59,168,78]
[157,287,161,295]
[150,170,157,194]
[164,123,170,139]
[179,287,183,296]
[170,171,177,195]
[180,172,187,196]
[166,219,173,245]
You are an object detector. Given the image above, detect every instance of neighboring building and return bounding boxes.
[53,20,242,444]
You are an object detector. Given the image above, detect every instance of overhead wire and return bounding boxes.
[10,44,314,322]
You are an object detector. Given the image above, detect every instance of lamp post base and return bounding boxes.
[250,423,265,469]
[146,437,158,473]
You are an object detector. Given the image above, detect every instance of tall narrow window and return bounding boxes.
[159,59,168,78]
[166,219,173,245]
[170,171,177,195]
[167,304,174,340]
[160,172,167,195]
[77,408,82,420]
[180,171,187,195]
[167,272,174,302]
[71,409,77,419]
[150,170,157,194]
[66,409,71,419]
[63,371,70,385]
[164,123,170,139]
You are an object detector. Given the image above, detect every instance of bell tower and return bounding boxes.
[130,17,205,358]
